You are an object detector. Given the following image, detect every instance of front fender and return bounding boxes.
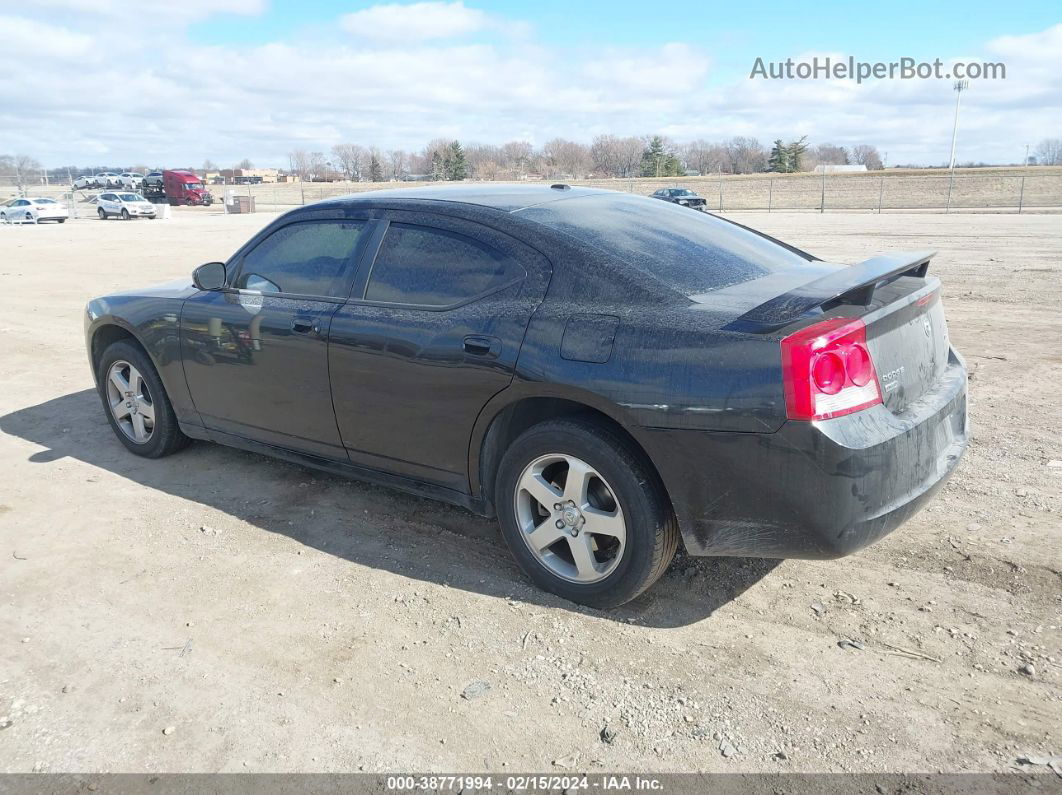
[84,293,199,427]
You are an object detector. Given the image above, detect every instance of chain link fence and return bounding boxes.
[4,170,1062,216]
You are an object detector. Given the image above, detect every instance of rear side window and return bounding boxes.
[518,194,815,295]
[365,223,523,307]
[235,220,366,297]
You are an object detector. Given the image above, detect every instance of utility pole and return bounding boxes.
[1024,143,1030,167]
[947,80,969,170]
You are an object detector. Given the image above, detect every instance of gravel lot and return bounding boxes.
[0,208,1058,774]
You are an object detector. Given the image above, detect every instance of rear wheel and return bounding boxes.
[496,418,678,608]
[96,340,190,458]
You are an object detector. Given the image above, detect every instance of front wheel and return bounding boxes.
[120,208,130,220]
[98,207,106,220]
[96,340,191,458]
[495,419,679,608]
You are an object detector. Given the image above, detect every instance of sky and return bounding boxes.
[1,0,1060,168]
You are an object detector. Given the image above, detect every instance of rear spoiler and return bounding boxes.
[725,250,935,333]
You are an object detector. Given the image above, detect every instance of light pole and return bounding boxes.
[947,79,969,170]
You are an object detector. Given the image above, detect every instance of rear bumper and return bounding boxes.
[639,349,969,558]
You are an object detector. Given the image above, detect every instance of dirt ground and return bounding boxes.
[0,207,1058,775]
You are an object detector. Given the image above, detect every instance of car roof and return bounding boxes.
[329,183,611,213]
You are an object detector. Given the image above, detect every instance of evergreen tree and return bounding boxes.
[446,140,468,180]
[430,151,443,181]
[767,139,789,172]
[369,154,382,182]
[785,136,809,172]
[640,136,667,177]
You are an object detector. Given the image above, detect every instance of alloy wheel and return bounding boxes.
[514,453,626,583]
[106,360,155,443]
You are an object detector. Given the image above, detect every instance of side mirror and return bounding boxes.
[193,262,227,291]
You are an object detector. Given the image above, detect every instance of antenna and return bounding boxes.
[947,79,969,170]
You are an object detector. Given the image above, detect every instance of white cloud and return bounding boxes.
[27,0,265,22]
[0,15,93,58]
[340,1,511,42]
[0,6,1059,168]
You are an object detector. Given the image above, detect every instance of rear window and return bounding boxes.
[518,194,814,294]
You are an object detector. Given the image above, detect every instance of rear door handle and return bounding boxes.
[291,317,318,335]
[463,335,500,357]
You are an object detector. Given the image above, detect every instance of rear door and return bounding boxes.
[328,211,551,490]
[181,216,372,458]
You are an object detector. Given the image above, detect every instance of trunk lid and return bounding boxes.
[715,250,950,413]
[862,279,950,413]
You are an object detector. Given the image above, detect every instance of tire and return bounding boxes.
[0,212,6,223]
[58,219,66,223]
[121,208,130,220]
[96,339,191,458]
[495,418,679,608]
[98,207,106,220]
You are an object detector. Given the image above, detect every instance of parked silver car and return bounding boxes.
[96,192,157,220]
[1,197,69,223]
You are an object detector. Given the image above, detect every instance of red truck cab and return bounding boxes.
[162,170,213,206]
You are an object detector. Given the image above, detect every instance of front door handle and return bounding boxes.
[463,335,500,357]
[291,318,318,335]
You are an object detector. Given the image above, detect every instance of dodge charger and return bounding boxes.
[84,185,969,607]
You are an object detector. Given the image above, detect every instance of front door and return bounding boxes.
[181,217,372,458]
[328,212,551,491]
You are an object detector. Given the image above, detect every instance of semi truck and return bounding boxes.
[143,170,214,206]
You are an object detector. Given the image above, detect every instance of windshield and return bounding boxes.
[183,182,205,190]
[119,193,143,201]
[673,189,694,196]
[518,194,815,294]
[33,198,57,204]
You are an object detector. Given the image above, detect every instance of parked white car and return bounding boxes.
[118,172,145,189]
[96,172,122,187]
[73,174,99,190]
[97,192,157,220]
[0,197,69,223]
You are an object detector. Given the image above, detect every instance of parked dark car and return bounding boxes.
[651,187,708,210]
[85,185,968,607]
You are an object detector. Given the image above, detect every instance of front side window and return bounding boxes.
[235,220,366,297]
[364,223,524,307]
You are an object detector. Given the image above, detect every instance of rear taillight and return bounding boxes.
[780,317,882,420]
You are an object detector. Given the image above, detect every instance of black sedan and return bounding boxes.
[651,187,708,210]
[85,185,968,607]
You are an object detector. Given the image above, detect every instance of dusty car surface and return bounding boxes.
[84,185,968,607]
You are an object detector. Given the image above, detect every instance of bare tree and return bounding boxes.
[500,140,533,177]
[681,140,727,175]
[1035,138,1062,166]
[237,158,254,170]
[288,149,312,181]
[308,152,328,180]
[590,135,623,176]
[9,154,43,190]
[542,138,591,179]
[809,143,850,168]
[331,144,366,181]
[723,137,766,174]
[202,159,218,172]
[386,149,407,180]
[851,144,884,170]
